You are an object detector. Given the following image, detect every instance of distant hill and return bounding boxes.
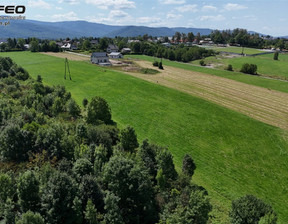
[106,26,212,38]
[0,19,213,39]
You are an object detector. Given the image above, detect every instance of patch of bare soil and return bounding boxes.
[41,52,90,61]
[123,60,288,130]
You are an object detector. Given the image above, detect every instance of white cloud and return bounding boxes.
[28,0,51,9]
[159,0,186,5]
[200,15,225,22]
[137,16,162,24]
[187,19,196,27]
[58,0,79,5]
[85,0,136,9]
[176,4,198,13]
[224,3,247,11]
[261,26,271,31]
[166,13,182,20]
[85,10,132,24]
[202,5,217,12]
[52,11,79,21]
[109,10,129,18]
[244,15,257,21]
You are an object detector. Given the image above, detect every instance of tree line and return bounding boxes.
[209,29,288,50]
[0,57,277,223]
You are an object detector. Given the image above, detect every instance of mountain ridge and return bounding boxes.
[0,19,213,39]
[0,19,277,39]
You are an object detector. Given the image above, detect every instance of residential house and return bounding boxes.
[128,40,140,44]
[199,38,214,45]
[121,48,131,54]
[70,42,78,50]
[107,44,119,53]
[24,44,30,49]
[61,43,71,50]
[109,52,123,59]
[90,39,99,45]
[91,52,110,65]
[162,42,171,47]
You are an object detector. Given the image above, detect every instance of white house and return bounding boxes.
[61,43,71,50]
[91,52,110,65]
[109,52,123,59]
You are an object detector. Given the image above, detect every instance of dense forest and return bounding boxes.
[0,57,277,223]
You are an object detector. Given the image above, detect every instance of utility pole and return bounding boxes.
[64,58,71,80]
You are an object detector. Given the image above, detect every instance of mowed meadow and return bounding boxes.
[2,52,288,223]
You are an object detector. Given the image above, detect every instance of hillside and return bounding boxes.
[0,20,212,39]
[2,51,288,223]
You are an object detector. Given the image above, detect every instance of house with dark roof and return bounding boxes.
[90,39,99,45]
[107,44,119,53]
[91,52,110,65]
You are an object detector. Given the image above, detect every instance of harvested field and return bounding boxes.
[124,60,288,130]
[41,52,90,61]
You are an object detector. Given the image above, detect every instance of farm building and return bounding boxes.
[91,52,110,65]
[109,52,123,59]
[107,44,119,53]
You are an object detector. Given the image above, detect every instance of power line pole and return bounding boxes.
[64,57,71,80]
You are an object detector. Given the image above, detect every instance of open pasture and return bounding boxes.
[2,52,288,223]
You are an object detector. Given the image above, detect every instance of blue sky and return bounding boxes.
[4,0,288,36]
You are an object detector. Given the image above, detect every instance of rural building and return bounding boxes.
[70,43,78,50]
[90,39,99,45]
[91,52,110,65]
[199,38,214,45]
[107,44,119,53]
[162,42,171,47]
[24,44,30,49]
[121,48,131,54]
[128,39,140,43]
[109,52,123,59]
[61,43,71,50]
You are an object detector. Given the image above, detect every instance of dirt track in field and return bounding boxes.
[41,52,90,61]
[124,60,288,130]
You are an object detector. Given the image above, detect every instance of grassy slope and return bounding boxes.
[219,46,263,54]
[202,46,264,55]
[2,52,288,223]
[191,53,288,80]
[225,53,288,79]
[127,54,288,93]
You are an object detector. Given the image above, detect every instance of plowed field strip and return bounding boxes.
[124,60,288,130]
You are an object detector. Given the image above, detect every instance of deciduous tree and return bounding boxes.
[86,96,111,125]
[230,195,277,224]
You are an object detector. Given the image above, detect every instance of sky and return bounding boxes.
[2,0,288,36]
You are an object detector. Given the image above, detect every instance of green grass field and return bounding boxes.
[225,53,288,79]
[202,46,264,55]
[127,54,288,93]
[190,52,288,80]
[2,52,288,223]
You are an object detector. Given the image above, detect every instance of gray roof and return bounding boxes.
[90,40,98,44]
[91,52,107,57]
[108,44,118,49]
